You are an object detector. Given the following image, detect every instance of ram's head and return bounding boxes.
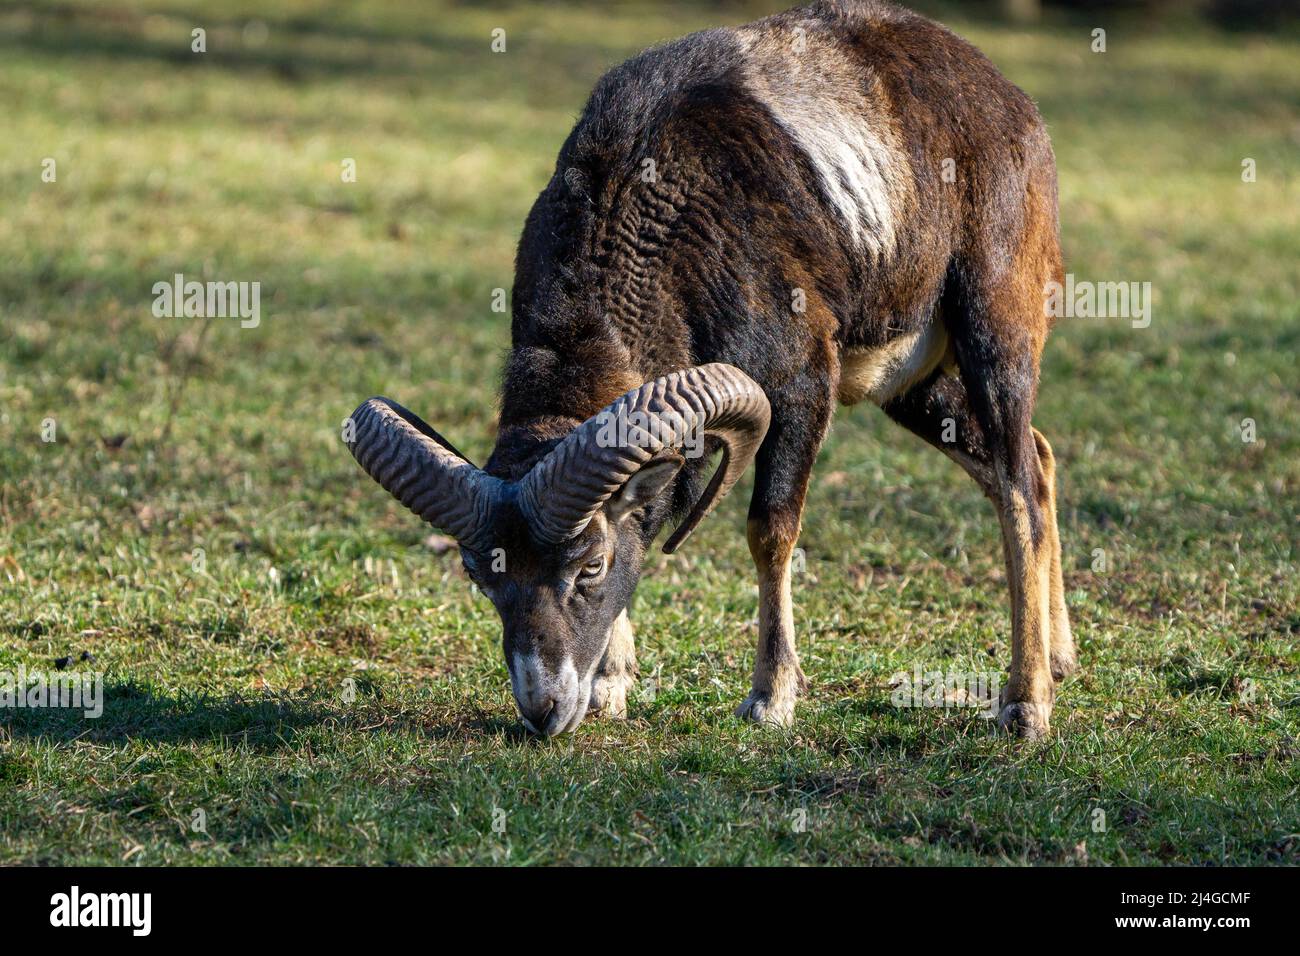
[346,364,769,736]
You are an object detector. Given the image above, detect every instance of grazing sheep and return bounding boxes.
[347,0,1074,738]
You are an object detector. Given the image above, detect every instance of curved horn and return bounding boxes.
[346,397,505,553]
[517,364,770,553]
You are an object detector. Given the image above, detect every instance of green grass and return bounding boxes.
[1,0,1298,865]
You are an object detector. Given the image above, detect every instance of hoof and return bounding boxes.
[1050,648,1078,682]
[588,671,634,719]
[736,691,797,728]
[997,701,1051,740]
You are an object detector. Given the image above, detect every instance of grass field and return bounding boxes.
[1,0,1298,865]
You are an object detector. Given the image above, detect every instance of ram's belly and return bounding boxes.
[837,322,953,406]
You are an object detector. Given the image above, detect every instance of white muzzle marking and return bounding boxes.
[511,652,590,736]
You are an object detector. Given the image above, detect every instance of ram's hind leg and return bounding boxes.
[588,610,637,718]
[918,142,1068,739]
[884,368,1057,740]
[1033,428,1075,680]
[986,419,1056,740]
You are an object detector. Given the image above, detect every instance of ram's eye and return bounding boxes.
[580,557,605,579]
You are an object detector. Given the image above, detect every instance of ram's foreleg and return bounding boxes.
[588,610,638,718]
[736,371,833,728]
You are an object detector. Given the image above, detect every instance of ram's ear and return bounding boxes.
[607,454,683,524]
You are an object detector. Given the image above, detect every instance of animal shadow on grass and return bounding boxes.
[0,679,542,750]
[0,680,333,751]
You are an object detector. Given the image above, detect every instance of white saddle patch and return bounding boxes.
[737,21,912,258]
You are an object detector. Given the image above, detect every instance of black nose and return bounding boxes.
[520,698,555,732]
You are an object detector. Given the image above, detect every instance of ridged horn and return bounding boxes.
[345,397,505,553]
[517,363,770,553]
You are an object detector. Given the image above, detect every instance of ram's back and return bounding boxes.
[505,0,1057,429]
